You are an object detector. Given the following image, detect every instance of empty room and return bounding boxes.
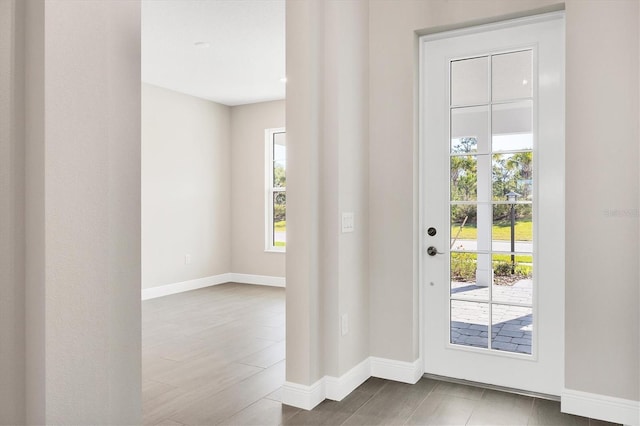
[140,1,288,423]
[1,1,638,425]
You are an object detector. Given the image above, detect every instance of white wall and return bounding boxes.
[0,0,25,423]
[230,100,286,278]
[142,83,231,289]
[22,1,142,423]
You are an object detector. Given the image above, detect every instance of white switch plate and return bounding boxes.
[341,212,354,233]
[185,254,191,265]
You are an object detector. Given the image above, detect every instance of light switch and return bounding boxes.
[341,212,354,233]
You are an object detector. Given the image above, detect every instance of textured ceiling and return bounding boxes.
[142,0,285,106]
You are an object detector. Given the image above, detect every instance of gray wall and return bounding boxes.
[368,0,639,402]
[564,0,639,400]
[287,0,640,405]
[286,0,370,384]
[286,0,325,384]
[24,0,45,422]
[230,100,286,278]
[142,90,287,289]
[21,1,142,423]
[0,0,25,423]
[43,1,141,422]
[327,0,370,378]
[142,83,231,289]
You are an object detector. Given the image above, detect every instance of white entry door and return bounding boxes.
[421,14,565,396]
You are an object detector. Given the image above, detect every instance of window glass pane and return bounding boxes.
[492,153,533,201]
[451,106,489,153]
[492,204,532,253]
[492,253,533,305]
[492,50,532,101]
[273,191,286,248]
[451,56,489,106]
[273,132,286,161]
[492,101,533,152]
[450,204,477,251]
[273,132,286,187]
[450,155,477,201]
[491,304,532,354]
[450,252,489,301]
[451,300,489,349]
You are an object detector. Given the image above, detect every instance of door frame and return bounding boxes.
[417,11,565,393]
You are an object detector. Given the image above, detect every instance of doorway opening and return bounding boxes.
[140,1,287,423]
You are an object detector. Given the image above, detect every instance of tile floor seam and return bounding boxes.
[200,363,282,426]
[145,376,182,389]
[171,361,264,392]
[237,360,278,369]
[214,396,265,426]
[162,418,185,426]
[468,387,487,425]
[401,383,438,425]
[525,396,535,422]
[462,400,479,426]
[264,392,281,402]
[337,380,390,425]
[160,364,269,417]
[234,341,284,367]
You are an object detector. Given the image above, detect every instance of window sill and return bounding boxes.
[265,248,286,254]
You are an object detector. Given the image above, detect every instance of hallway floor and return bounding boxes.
[142,283,615,426]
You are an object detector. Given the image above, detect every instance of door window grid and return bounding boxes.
[448,49,534,355]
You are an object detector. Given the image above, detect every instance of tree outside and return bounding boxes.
[450,136,533,283]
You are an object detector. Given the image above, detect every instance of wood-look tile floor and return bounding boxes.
[142,283,617,426]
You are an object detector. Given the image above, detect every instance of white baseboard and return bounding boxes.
[370,356,424,384]
[141,273,232,300]
[228,273,286,287]
[325,358,371,401]
[283,356,423,410]
[141,273,286,300]
[282,379,325,411]
[562,389,640,426]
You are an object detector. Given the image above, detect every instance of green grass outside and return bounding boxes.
[492,254,532,264]
[451,252,532,263]
[451,220,532,241]
[451,251,533,279]
[274,220,286,247]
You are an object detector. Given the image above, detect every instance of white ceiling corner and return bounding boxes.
[142,0,285,106]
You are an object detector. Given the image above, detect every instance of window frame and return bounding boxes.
[265,127,286,252]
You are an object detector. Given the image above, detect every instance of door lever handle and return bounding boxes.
[427,246,444,256]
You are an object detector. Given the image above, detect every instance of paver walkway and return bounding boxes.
[450,279,532,354]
